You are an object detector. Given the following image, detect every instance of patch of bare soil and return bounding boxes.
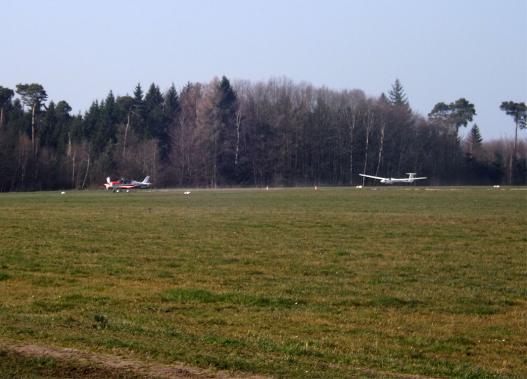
[0,339,440,379]
[0,339,270,379]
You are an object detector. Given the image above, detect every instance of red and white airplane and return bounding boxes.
[104,176,151,191]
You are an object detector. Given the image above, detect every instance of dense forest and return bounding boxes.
[0,78,525,191]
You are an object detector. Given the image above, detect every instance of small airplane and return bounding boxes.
[104,176,152,191]
[359,172,427,184]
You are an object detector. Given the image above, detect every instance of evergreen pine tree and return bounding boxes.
[144,83,164,138]
[53,101,72,154]
[56,101,72,119]
[40,101,57,147]
[216,76,238,184]
[144,83,170,161]
[132,83,145,135]
[388,79,409,106]
[164,83,180,120]
[116,95,135,157]
[0,86,14,127]
[161,84,180,162]
[500,101,527,183]
[500,101,527,158]
[469,124,483,145]
[429,98,476,134]
[15,83,48,155]
[133,83,144,104]
[466,123,483,158]
[81,101,100,141]
[451,98,476,132]
[386,80,412,175]
[93,91,118,151]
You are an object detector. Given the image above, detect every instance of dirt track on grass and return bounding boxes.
[0,340,269,379]
[0,339,439,379]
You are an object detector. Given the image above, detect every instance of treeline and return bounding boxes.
[0,78,525,191]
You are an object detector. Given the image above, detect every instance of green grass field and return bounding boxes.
[0,187,525,378]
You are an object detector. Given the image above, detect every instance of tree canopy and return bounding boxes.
[429,98,476,133]
[0,78,524,191]
[500,101,527,130]
[15,83,48,111]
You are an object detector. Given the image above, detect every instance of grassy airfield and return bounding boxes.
[0,187,525,378]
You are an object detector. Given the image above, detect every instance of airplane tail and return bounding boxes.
[142,176,150,184]
[104,177,113,190]
[405,173,416,179]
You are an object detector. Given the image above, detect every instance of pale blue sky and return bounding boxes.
[3,0,526,139]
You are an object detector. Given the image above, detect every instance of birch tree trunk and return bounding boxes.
[31,103,36,156]
[375,117,385,177]
[212,131,217,188]
[81,151,90,189]
[123,111,131,157]
[349,111,357,185]
[362,111,373,186]
[235,111,241,169]
[508,119,520,184]
[72,152,76,188]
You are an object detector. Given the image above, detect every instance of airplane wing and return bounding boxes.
[359,174,386,180]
